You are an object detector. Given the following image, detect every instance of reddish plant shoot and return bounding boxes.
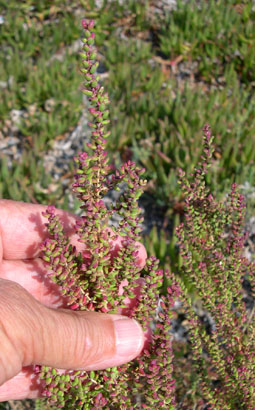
[36,19,177,410]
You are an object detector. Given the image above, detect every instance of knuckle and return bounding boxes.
[0,324,23,385]
[0,278,44,367]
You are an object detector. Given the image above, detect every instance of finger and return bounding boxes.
[0,259,68,308]
[0,279,144,386]
[0,257,147,309]
[0,367,40,401]
[0,200,147,269]
[0,200,77,261]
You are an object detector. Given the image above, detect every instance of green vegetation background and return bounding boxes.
[0,0,254,408]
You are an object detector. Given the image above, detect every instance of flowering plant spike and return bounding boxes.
[35,19,178,409]
[175,125,255,409]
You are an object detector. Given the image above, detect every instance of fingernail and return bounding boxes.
[84,317,144,371]
[114,318,144,360]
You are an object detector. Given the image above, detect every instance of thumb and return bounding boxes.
[0,279,144,386]
[31,309,145,371]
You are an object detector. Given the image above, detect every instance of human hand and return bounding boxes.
[0,200,146,401]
